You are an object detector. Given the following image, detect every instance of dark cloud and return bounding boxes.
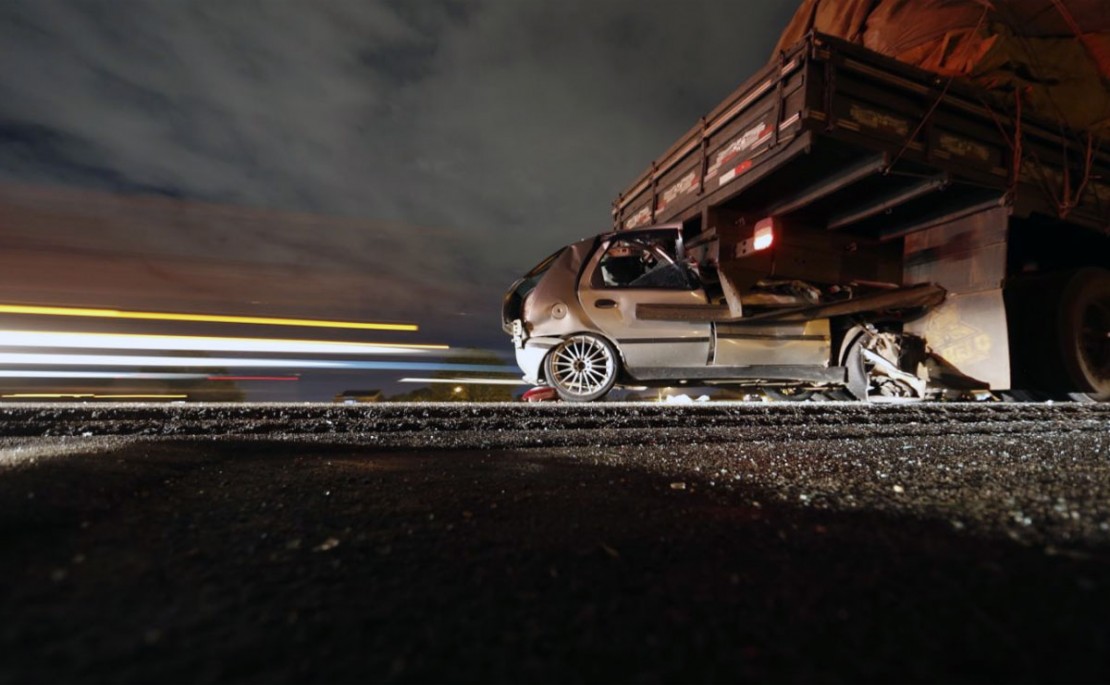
[0,0,797,349]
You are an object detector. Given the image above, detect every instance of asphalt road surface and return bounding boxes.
[2,401,1109,683]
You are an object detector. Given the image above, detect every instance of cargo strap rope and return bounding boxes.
[977,1,1104,221]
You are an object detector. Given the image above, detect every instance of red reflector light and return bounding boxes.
[522,386,559,402]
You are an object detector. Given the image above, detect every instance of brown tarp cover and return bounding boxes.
[775,0,1110,135]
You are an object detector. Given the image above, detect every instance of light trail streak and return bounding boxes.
[2,393,95,399]
[1,393,188,399]
[0,304,417,332]
[399,377,526,385]
[0,353,520,373]
[206,376,300,382]
[0,371,208,379]
[0,330,447,355]
[94,394,189,400]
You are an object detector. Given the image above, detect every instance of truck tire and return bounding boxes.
[544,334,619,402]
[1007,268,1109,400]
[1058,268,1109,400]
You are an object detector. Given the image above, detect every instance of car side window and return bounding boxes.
[594,237,698,290]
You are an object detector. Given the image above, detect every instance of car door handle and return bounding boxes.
[594,299,618,309]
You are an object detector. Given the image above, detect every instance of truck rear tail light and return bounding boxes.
[753,222,774,251]
[734,217,778,258]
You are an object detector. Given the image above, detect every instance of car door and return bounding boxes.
[577,228,711,375]
[713,319,832,368]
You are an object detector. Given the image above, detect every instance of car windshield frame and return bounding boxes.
[590,230,699,291]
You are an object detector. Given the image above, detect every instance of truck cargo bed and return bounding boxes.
[614,32,1110,239]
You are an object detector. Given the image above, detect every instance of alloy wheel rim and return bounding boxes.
[551,337,614,396]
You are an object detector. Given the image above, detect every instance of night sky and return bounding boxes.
[0,0,798,397]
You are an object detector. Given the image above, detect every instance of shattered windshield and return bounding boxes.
[594,235,696,289]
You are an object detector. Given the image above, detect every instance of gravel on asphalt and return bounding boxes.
[1,402,1108,682]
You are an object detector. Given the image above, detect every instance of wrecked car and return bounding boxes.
[503,222,946,402]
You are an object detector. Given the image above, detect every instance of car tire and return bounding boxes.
[763,387,815,402]
[840,327,923,402]
[544,334,619,402]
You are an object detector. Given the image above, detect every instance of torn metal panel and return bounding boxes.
[903,206,1012,389]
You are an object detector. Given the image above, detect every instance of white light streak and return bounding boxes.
[0,353,351,368]
[0,370,208,379]
[0,353,519,373]
[0,330,446,355]
[398,377,527,385]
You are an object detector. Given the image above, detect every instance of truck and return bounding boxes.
[502,29,1109,402]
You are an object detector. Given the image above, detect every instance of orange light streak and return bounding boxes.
[0,330,448,354]
[0,304,418,332]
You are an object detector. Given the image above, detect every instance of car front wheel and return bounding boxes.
[544,334,619,402]
[841,327,925,402]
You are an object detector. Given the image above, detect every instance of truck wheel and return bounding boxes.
[1008,268,1110,400]
[1059,268,1110,400]
[544,334,618,402]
